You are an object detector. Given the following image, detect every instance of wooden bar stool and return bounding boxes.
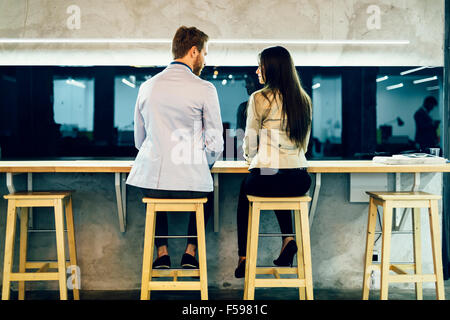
[362,191,445,300]
[140,198,209,300]
[244,195,313,300]
[2,191,79,300]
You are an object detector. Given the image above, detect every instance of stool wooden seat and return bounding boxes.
[140,197,209,300]
[2,191,79,300]
[362,191,445,300]
[244,196,313,300]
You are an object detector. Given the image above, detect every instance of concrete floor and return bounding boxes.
[4,281,450,300]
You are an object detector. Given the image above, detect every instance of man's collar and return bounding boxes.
[170,61,193,73]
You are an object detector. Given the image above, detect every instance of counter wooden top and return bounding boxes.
[0,160,449,173]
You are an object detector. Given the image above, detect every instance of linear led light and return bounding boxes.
[413,76,438,84]
[121,78,136,88]
[386,83,404,91]
[376,76,388,82]
[400,66,434,75]
[426,86,440,91]
[312,83,321,89]
[66,79,86,89]
[0,38,411,45]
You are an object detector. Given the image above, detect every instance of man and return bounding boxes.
[126,26,224,269]
[414,96,439,150]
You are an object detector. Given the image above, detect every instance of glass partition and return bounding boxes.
[0,65,443,159]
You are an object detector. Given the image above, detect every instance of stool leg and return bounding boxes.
[18,207,29,300]
[196,203,208,300]
[412,208,423,300]
[380,202,393,300]
[246,203,260,300]
[428,200,445,300]
[299,202,314,300]
[243,202,253,300]
[2,201,17,300]
[54,199,68,300]
[294,209,306,300]
[65,196,80,300]
[141,204,156,300]
[362,198,377,300]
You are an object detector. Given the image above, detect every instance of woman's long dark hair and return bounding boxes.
[258,46,312,150]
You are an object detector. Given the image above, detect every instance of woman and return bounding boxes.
[235,46,312,278]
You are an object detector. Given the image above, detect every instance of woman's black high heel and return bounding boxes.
[273,240,297,267]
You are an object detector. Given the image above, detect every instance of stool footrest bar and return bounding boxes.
[389,274,437,283]
[154,235,197,239]
[258,233,296,237]
[152,269,200,277]
[256,267,298,275]
[254,279,306,288]
[148,281,202,290]
[9,272,60,281]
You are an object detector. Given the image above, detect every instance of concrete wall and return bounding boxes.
[0,0,444,66]
[0,171,443,292]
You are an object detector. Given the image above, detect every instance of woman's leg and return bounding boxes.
[237,178,250,259]
[274,210,294,241]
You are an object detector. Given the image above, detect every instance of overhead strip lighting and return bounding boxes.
[413,76,438,84]
[312,83,321,89]
[0,38,411,46]
[66,79,86,89]
[400,66,433,76]
[426,86,440,91]
[121,78,136,88]
[376,76,389,82]
[386,83,404,91]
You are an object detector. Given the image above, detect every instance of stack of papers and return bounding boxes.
[373,153,448,165]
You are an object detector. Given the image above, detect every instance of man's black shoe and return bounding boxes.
[152,255,171,269]
[181,253,199,269]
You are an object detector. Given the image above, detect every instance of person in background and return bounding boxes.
[234,46,313,278]
[414,96,440,151]
[235,74,263,160]
[126,26,224,269]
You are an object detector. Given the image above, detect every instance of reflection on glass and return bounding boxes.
[376,67,442,155]
[53,77,94,140]
[114,75,140,146]
[311,75,342,158]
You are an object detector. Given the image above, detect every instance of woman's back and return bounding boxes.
[243,88,310,169]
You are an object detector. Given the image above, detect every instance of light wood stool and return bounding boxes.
[2,191,79,300]
[362,191,445,300]
[140,197,209,300]
[244,196,313,300]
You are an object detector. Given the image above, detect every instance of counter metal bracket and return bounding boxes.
[115,172,127,233]
[213,173,219,233]
[6,172,34,228]
[309,173,321,228]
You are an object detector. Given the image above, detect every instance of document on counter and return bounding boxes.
[372,153,448,165]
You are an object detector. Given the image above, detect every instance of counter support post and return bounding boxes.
[115,173,127,233]
[309,173,321,228]
[6,173,34,226]
[213,173,219,233]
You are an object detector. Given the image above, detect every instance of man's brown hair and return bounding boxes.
[172,26,209,59]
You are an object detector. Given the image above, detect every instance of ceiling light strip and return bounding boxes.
[413,76,438,84]
[386,83,404,90]
[0,38,410,45]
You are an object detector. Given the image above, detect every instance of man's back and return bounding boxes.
[126,63,223,192]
